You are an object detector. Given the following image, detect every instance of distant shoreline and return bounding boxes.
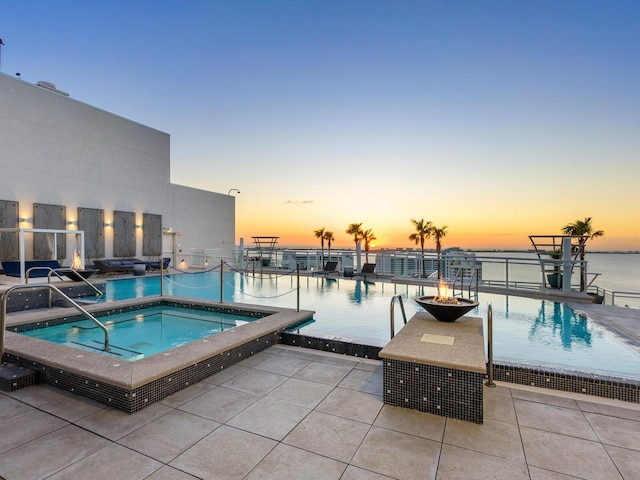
[265,246,640,255]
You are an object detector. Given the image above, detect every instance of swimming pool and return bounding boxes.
[20,305,257,361]
[96,271,640,381]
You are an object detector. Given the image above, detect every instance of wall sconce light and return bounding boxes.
[136,224,143,229]
[19,217,32,223]
[104,222,113,227]
[67,220,78,226]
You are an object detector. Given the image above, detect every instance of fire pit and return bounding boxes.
[63,250,97,280]
[414,296,479,322]
[414,279,479,322]
[63,269,98,281]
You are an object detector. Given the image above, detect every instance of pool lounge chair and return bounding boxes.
[147,257,170,272]
[1,260,62,278]
[312,261,339,277]
[355,263,378,281]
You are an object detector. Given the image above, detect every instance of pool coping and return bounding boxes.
[3,296,314,411]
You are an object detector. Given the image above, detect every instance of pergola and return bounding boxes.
[0,228,85,283]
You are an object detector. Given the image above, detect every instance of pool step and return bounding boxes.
[68,340,144,360]
[0,363,40,392]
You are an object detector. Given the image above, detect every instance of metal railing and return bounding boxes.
[485,303,495,388]
[24,266,103,307]
[390,294,407,339]
[596,287,640,308]
[1,284,110,363]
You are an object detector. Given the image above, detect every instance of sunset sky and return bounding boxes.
[2,1,638,250]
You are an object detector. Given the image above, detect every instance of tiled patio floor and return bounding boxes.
[1,344,639,479]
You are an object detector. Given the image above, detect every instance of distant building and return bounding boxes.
[0,73,234,268]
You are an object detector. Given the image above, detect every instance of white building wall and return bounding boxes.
[0,73,234,264]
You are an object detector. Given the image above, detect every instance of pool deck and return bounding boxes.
[1,344,639,479]
[2,272,640,478]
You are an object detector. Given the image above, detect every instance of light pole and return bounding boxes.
[227,189,240,195]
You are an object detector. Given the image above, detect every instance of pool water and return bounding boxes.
[94,272,640,380]
[22,305,255,361]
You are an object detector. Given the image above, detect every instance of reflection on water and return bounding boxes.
[529,301,592,349]
[349,280,379,304]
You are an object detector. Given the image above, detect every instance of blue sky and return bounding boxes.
[2,1,639,249]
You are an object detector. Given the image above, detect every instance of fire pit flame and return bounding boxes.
[71,250,84,270]
[434,278,458,304]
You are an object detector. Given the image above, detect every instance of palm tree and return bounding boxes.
[323,231,335,264]
[362,228,376,263]
[408,218,433,277]
[431,225,448,279]
[314,227,325,266]
[561,217,604,291]
[346,223,363,246]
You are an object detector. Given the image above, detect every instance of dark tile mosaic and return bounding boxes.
[278,332,382,360]
[5,331,279,413]
[492,362,640,404]
[383,358,484,423]
[0,362,39,392]
[3,284,103,313]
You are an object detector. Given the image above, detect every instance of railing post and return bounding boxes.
[389,294,407,339]
[390,299,395,339]
[505,258,509,289]
[485,303,496,388]
[296,264,300,312]
[220,259,224,303]
[159,258,164,297]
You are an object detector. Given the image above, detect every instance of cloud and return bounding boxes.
[285,200,315,204]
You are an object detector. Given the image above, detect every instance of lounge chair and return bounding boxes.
[312,261,339,277]
[94,259,136,275]
[1,260,62,278]
[355,263,378,281]
[147,257,170,272]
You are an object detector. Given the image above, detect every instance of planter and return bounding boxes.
[547,273,562,289]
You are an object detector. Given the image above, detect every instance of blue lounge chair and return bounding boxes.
[147,257,170,272]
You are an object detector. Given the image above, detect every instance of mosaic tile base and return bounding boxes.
[384,358,484,423]
[6,331,279,413]
[492,362,640,404]
[279,332,382,360]
[0,362,39,392]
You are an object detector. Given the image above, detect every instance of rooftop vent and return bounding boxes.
[36,80,69,97]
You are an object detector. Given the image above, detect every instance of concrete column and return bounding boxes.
[562,237,572,293]
[239,237,245,269]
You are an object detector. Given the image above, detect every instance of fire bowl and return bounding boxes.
[63,269,98,281]
[414,296,479,322]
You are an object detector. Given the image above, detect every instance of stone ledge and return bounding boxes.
[379,313,485,374]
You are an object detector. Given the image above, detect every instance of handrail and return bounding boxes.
[25,266,102,308]
[25,266,102,296]
[485,303,496,388]
[390,294,407,339]
[25,266,67,285]
[52,268,103,297]
[1,284,110,362]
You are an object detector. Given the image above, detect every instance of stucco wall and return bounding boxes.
[0,73,234,264]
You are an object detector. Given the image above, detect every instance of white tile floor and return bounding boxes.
[1,344,639,480]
